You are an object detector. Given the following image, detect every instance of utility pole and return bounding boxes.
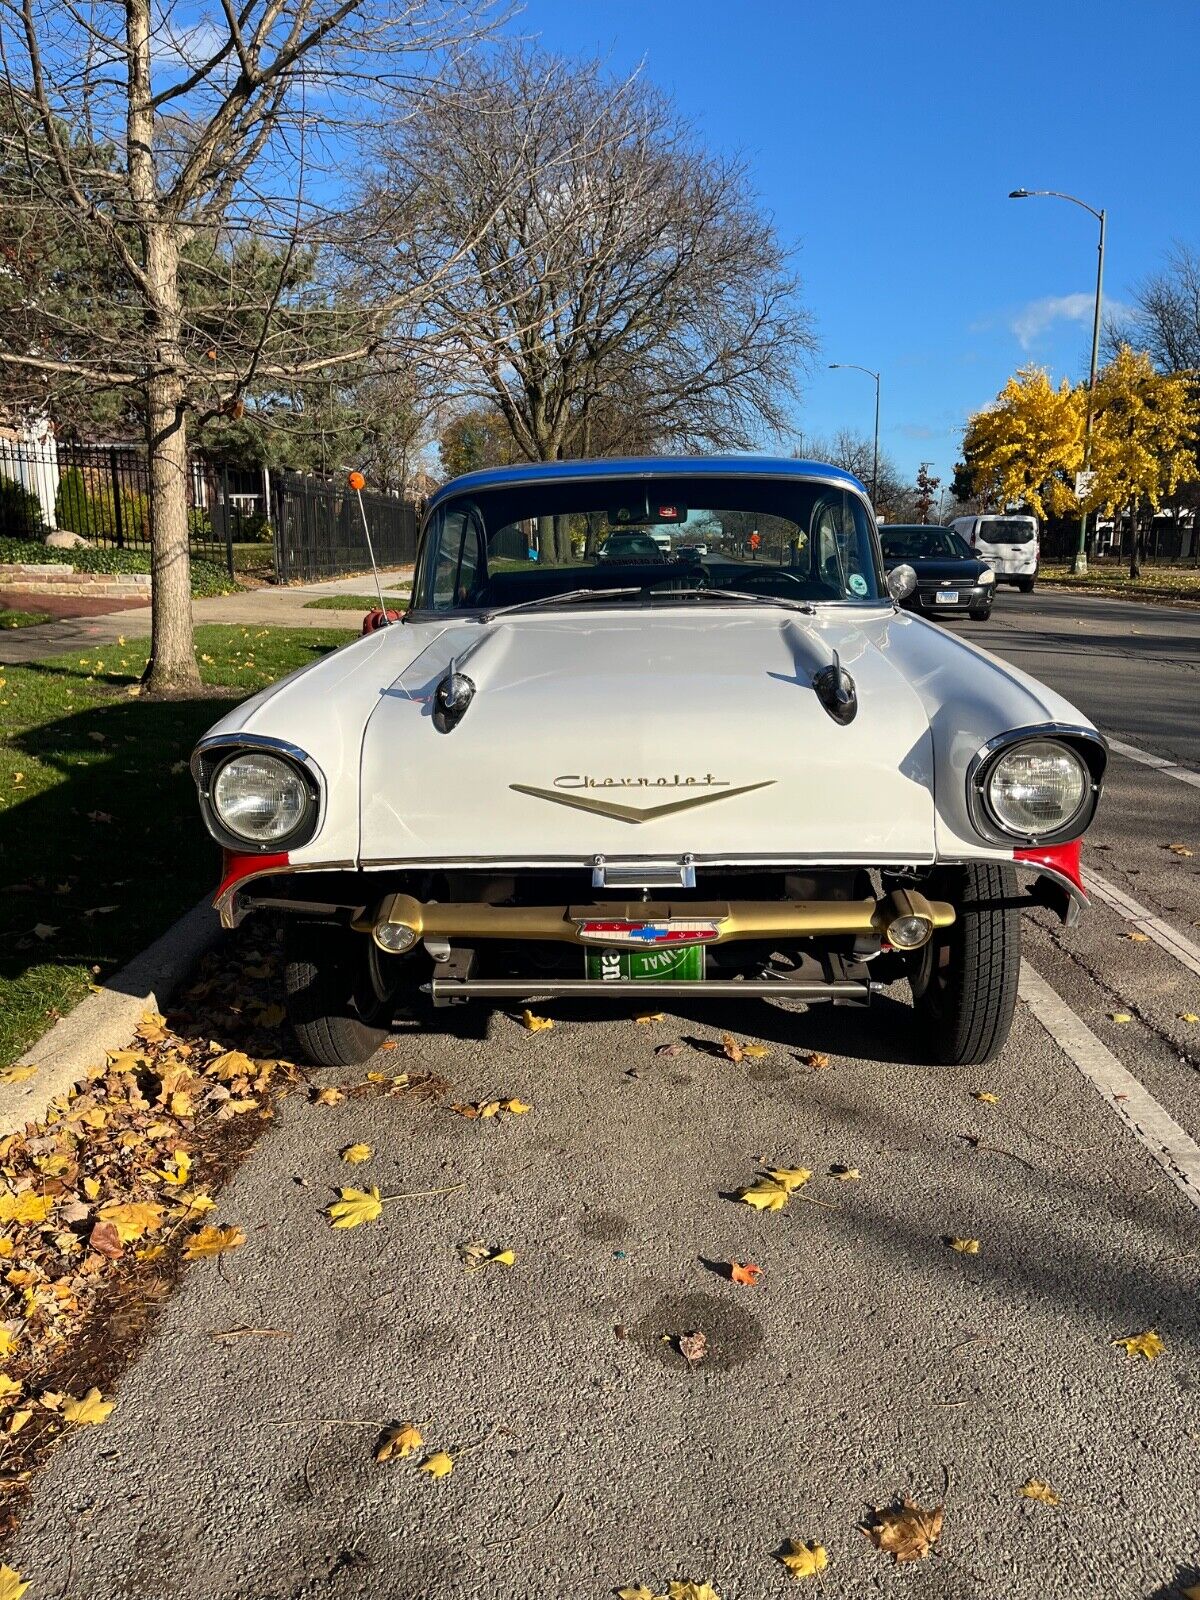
[829,363,881,504]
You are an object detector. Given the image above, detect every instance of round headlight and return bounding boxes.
[986,740,1089,837]
[212,752,310,844]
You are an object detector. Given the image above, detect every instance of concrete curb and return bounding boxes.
[0,898,223,1138]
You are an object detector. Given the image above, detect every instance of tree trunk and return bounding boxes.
[1128,502,1141,580]
[142,226,199,693]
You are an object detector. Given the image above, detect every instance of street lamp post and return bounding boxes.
[828,362,881,505]
[1009,188,1107,576]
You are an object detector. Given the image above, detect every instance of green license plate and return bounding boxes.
[585,945,706,982]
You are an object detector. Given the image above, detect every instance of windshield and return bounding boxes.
[881,527,973,561]
[978,517,1036,545]
[413,475,882,612]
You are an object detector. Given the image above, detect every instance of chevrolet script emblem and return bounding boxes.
[509,779,774,824]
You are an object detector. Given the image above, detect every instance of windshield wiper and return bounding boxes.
[481,586,641,621]
[644,585,816,615]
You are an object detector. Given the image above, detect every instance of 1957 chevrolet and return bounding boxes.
[192,458,1106,1068]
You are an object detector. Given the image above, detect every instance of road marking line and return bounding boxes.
[1107,737,1200,790]
[1019,961,1200,1214]
[1082,867,1200,981]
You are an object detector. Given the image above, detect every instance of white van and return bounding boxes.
[948,514,1039,591]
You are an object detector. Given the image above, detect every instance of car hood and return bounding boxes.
[357,608,939,863]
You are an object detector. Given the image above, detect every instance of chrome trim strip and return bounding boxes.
[1013,859,1089,928]
[215,857,356,929]
[427,977,870,1002]
[965,724,1107,848]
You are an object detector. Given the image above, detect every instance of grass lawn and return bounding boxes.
[1039,563,1200,601]
[0,609,52,629]
[0,623,348,1068]
[302,591,410,611]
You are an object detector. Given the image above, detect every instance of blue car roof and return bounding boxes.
[426,454,866,513]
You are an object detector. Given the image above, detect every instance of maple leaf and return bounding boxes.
[521,1010,553,1031]
[341,1144,373,1165]
[0,1565,29,1600]
[729,1262,762,1286]
[778,1538,828,1578]
[327,1187,382,1229]
[374,1422,423,1461]
[946,1237,980,1255]
[1020,1478,1060,1505]
[419,1449,453,1479]
[765,1167,812,1192]
[98,1200,165,1242]
[501,1098,531,1114]
[721,1033,743,1062]
[206,1050,255,1082]
[798,1050,830,1069]
[972,1091,1000,1104]
[0,1066,36,1085]
[62,1387,114,1425]
[153,1150,191,1185]
[741,1044,770,1059]
[0,1191,51,1225]
[678,1330,707,1366]
[740,1179,789,1211]
[1112,1328,1165,1360]
[861,1496,944,1562]
[183,1224,247,1259]
[312,1086,346,1106]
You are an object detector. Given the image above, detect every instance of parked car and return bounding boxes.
[597,530,668,563]
[880,524,996,621]
[949,513,1039,591]
[192,457,1106,1071]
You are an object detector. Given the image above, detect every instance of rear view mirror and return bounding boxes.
[887,563,917,602]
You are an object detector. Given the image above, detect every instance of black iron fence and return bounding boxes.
[0,438,267,574]
[272,471,420,583]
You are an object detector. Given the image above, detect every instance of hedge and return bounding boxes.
[0,536,238,598]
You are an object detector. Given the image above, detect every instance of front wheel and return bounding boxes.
[1016,577,1036,593]
[908,863,1020,1065]
[283,921,418,1068]
[968,606,992,621]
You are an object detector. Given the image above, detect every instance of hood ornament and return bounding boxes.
[812,648,858,726]
[433,659,476,732]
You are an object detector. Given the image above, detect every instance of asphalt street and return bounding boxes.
[8,586,1200,1600]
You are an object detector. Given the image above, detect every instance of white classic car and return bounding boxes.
[192,458,1106,1069]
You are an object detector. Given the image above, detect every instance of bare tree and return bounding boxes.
[0,0,493,689]
[1105,242,1200,374]
[795,429,909,518]
[366,45,815,497]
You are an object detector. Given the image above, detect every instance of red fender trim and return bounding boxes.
[1013,837,1083,895]
[215,850,290,925]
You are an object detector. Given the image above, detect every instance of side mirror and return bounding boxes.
[887,563,917,603]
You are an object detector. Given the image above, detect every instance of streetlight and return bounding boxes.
[828,362,881,504]
[1008,188,1107,575]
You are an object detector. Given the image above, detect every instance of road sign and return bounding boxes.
[1074,470,1096,498]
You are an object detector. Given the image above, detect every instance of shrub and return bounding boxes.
[0,475,46,540]
[52,467,149,544]
[0,535,238,596]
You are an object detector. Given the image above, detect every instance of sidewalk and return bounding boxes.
[0,570,412,665]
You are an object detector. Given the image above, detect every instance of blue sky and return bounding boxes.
[514,0,1200,487]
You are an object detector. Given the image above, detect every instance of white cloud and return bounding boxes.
[1011,293,1129,351]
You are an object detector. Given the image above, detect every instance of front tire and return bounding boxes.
[968,606,991,621]
[1016,577,1036,593]
[908,863,1020,1065]
[283,921,413,1068]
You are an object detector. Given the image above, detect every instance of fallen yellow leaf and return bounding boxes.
[1178,1013,1200,1024]
[341,1144,373,1165]
[0,1331,15,1358]
[153,1150,191,1185]
[183,1224,247,1259]
[0,1066,36,1085]
[668,1585,722,1600]
[1020,1478,1060,1505]
[489,1248,516,1267]
[327,1187,382,1229]
[635,1012,666,1024]
[0,1191,51,1225]
[721,1033,743,1062]
[312,1086,346,1106]
[0,1376,21,1400]
[6,1411,31,1437]
[98,1200,165,1243]
[501,1098,532,1114]
[778,1538,828,1578]
[946,1237,980,1255]
[972,1091,1000,1104]
[521,1010,553,1032]
[419,1449,453,1479]
[741,1044,770,1059]
[0,1565,29,1600]
[829,1165,861,1181]
[1126,930,1150,942]
[206,1049,255,1081]
[374,1422,423,1461]
[1112,1328,1165,1360]
[1167,843,1194,857]
[765,1166,812,1192]
[62,1387,114,1425]
[740,1179,789,1211]
[1109,1012,1133,1024]
[861,1496,944,1563]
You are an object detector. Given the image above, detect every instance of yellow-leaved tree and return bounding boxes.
[1087,345,1198,518]
[961,367,1084,519]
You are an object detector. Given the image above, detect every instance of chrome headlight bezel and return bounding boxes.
[191,736,322,853]
[966,727,1106,847]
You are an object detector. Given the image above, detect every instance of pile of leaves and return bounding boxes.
[0,933,300,1532]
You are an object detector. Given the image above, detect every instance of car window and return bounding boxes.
[414,476,884,611]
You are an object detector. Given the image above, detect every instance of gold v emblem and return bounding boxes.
[509,781,775,825]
